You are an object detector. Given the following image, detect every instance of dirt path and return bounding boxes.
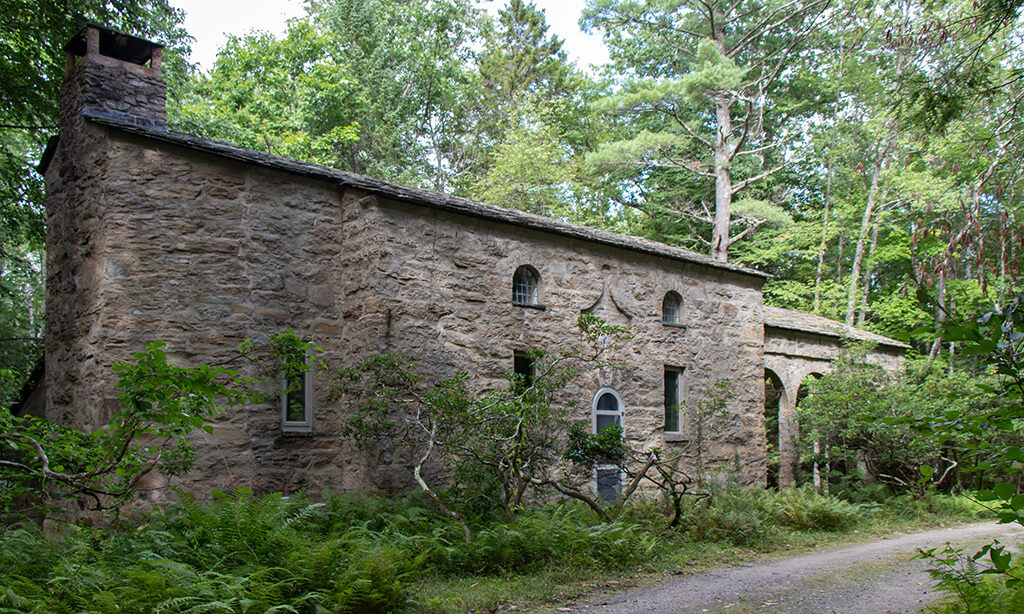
[565,523,1023,614]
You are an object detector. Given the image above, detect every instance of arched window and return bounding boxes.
[662,291,682,325]
[592,388,623,433]
[592,387,623,501]
[512,265,540,305]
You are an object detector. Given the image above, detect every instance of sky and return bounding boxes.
[171,0,611,73]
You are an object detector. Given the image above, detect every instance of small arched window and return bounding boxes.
[592,388,623,433]
[512,265,540,306]
[662,291,682,325]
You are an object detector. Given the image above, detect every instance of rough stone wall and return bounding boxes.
[45,66,114,430]
[45,48,167,430]
[349,194,768,487]
[764,327,905,395]
[46,41,770,500]
[66,54,166,129]
[46,125,366,501]
[46,118,769,499]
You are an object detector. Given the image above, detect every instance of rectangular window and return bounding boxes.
[513,352,534,389]
[281,353,313,432]
[596,468,620,502]
[664,367,683,432]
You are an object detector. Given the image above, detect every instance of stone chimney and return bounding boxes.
[61,23,166,130]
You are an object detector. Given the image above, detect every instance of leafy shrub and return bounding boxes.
[685,489,778,546]
[773,487,860,532]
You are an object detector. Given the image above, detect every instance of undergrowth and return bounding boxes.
[0,486,989,613]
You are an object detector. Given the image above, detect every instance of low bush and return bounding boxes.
[685,489,778,547]
[773,487,861,532]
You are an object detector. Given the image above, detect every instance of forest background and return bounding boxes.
[1,0,1023,394]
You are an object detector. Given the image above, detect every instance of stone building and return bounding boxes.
[36,25,904,500]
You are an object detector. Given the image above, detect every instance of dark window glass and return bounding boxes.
[596,392,619,413]
[597,468,620,502]
[662,292,681,324]
[513,353,534,389]
[596,413,620,432]
[285,372,306,422]
[664,368,680,432]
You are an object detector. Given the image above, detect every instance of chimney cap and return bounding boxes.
[64,22,163,65]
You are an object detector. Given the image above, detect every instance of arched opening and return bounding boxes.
[795,372,822,406]
[662,291,682,324]
[512,265,540,306]
[796,372,825,491]
[764,368,784,489]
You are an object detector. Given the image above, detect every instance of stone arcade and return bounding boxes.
[33,25,906,501]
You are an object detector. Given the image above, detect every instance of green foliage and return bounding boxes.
[772,487,860,532]
[0,343,245,516]
[0,490,666,613]
[0,484,990,613]
[582,0,831,260]
[172,20,362,168]
[796,350,999,492]
[682,486,862,547]
[0,333,313,519]
[908,293,1024,609]
[565,422,627,465]
[468,104,579,217]
[337,346,581,527]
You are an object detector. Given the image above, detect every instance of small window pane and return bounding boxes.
[664,369,680,432]
[663,292,681,324]
[513,267,538,305]
[596,392,619,413]
[596,413,620,432]
[597,468,620,502]
[513,353,534,389]
[285,373,306,422]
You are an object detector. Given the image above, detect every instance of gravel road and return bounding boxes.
[565,523,1023,614]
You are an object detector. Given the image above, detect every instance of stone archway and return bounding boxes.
[763,306,908,488]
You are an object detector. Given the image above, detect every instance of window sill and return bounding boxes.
[280,426,314,436]
[513,302,547,311]
[661,322,686,330]
[663,432,690,443]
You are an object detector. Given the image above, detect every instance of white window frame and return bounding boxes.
[280,352,313,433]
[591,387,624,501]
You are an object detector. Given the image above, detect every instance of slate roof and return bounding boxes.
[764,305,909,350]
[73,107,769,281]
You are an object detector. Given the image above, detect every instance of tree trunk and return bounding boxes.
[812,439,821,494]
[857,223,880,325]
[836,230,844,280]
[846,154,883,325]
[813,166,832,314]
[711,92,734,263]
[928,269,947,361]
